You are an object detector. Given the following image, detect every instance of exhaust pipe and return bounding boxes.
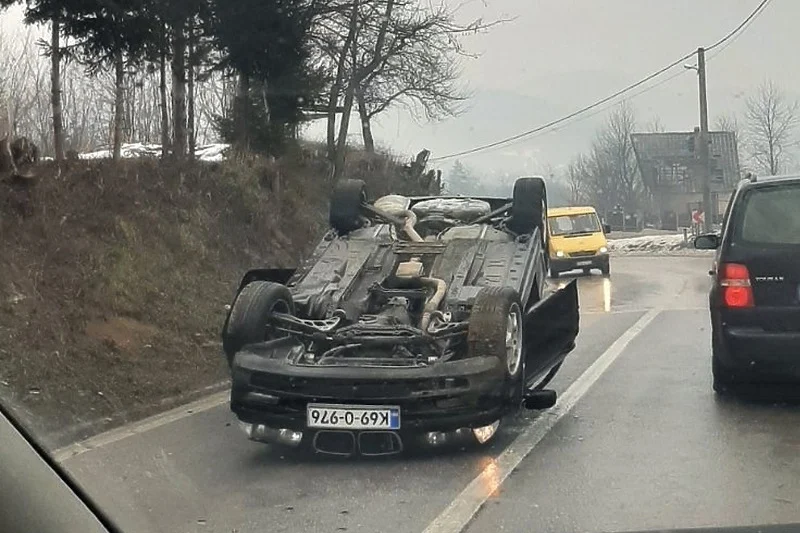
[312,430,356,456]
[358,431,404,456]
[523,389,557,410]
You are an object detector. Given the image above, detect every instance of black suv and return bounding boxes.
[695,174,800,393]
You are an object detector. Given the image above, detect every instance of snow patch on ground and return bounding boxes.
[79,143,229,162]
[608,233,714,256]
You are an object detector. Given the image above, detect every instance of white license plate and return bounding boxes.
[306,403,401,430]
[576,260,593,266]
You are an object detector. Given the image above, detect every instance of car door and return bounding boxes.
[522,279,579,387]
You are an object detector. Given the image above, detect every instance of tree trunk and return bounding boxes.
[356,88,374,153]
[171,22,188,160]
[187,20,196,160]
[327,0,360,162]
[50,16,65,161]
[112,50,125,161]
[332,81,356,181]
[233,73,250,154]
[159,40,170,158]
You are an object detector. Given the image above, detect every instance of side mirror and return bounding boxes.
[602,224,611,234]
[694,234,720,250]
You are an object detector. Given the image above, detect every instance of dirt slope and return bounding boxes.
[0,155,407,448]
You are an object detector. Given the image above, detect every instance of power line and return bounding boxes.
[706,0,771,64]
[706,0,771,52]
[430,0,773,163]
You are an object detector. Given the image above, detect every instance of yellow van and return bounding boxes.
[547,206,610,277]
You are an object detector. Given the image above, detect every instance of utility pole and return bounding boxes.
[697,47,713,233]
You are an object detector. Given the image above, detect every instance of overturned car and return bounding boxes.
[222,177,579,456]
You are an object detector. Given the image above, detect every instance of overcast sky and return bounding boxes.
[1,1,794,174]
[344,0,795,174]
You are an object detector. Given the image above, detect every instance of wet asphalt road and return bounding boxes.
[60,256,800,533]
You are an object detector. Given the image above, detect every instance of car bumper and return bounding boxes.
[551,254,609,273]
[714,322,800,382]
[230,350,511,433]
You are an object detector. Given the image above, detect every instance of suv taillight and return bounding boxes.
[719,263,754,308]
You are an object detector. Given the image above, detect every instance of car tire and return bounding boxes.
[330,179,367,234]
[223,281,294,366]
[601,262,610,276]
[508,177,547,242]
[468,287,524,394]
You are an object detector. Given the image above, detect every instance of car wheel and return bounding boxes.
[601,261,610,276]
[330,179,367,234]
[508,177,547,243]
[223,281,294,366]
[468,287,524,400]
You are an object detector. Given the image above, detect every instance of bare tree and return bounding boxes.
[112,51,125,160]
[745,80,798,175]
[332,0,396,179]
[564,102,643,216]
[0,18,229,162]
[596,101,640,211]
[51,16,65,161]
[317,0,496,176]
[171,22,188,159]
[645,115,665,133]
[323,0,360,162]
[714,113,738,135]
[350,1,478,153]
[566,154,591,206]
[159,34,170,157]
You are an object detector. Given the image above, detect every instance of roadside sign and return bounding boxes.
[692,209,705,225]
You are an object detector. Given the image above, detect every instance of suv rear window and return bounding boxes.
[733,183,800,245]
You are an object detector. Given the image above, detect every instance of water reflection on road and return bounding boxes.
[554,273,613,313]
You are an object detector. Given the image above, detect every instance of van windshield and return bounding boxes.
[549,213,601,236]
[733,184,800,246]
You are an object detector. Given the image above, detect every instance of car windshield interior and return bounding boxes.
[549,214,601,236]
[734,185,800,245]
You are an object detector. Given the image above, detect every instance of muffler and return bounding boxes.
[358,431,404,456]
[523,389,557,410]
[312,430,356,456]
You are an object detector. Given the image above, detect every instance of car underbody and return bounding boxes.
[222,179,580,455]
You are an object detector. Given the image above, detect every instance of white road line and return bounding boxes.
[422,308,661,533]
[582,307,705,316]
[54,391,229,463]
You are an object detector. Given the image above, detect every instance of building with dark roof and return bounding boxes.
[631,130,741,229]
